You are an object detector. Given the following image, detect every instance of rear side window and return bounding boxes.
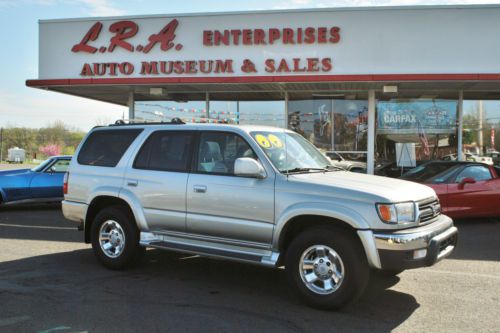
[134,131,193,172]
[78,129,142,167]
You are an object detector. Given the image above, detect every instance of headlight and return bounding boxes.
[376,202,417,224]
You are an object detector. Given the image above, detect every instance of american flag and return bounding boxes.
[417,120,430,157]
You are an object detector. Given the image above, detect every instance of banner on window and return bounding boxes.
[377,100,457,135]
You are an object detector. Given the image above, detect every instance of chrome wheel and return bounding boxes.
[299,245,345,295]
[99,220,126,258]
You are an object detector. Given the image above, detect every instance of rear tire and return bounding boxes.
[285,226,369,310]
[91,206,144,270]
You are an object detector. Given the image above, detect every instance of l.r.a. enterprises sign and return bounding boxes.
[71,19,341,77]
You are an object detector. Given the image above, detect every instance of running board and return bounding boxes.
[140,232,279,267]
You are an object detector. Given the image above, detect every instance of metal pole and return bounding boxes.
[284,91,289,129]
[457,90,464,161]
[478,100,484,154]
[128,92,135,121]
[205,92,210,121]
[367,89,376,174]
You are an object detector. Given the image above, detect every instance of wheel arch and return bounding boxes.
[85,196,136,243]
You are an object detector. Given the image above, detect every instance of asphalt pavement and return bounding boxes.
[0,204,499,333]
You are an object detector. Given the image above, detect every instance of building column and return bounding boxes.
[205,92,210,120]
[457,90,464,161]
[284,91,289,129]
[128,92,135,121]
[367,89,376,174]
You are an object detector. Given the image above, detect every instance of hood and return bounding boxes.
[0,169,33,177]
[286,171,436,203]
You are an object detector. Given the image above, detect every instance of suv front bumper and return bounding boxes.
[372,215,458,270]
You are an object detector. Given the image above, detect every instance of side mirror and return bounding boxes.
[458,177,476,189]
[234,158,266,179]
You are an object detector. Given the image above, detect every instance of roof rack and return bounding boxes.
[110,118,185,126]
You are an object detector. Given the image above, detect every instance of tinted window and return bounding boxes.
[78,129,142,167]
[456,166,492,182]
[48,159,71,173]
[401,162,455,182]
[134,131,193,172]
[197,132,256,175]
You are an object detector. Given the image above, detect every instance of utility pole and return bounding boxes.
[478,100,484,154]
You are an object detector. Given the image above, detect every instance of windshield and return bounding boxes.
[250,131,332,172]
[31,158,53,172]
[400,162,455,182]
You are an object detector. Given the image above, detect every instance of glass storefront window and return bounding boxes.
[238,101,286,128]
[462,100,500,157]
[135,100,208,123]
[287,95,368,170]
[375,98,458,177]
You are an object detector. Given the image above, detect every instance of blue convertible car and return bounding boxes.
[0,155,71,205]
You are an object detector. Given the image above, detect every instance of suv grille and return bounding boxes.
[418,198,441,224]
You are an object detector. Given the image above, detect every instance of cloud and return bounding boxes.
[73,0,126,17]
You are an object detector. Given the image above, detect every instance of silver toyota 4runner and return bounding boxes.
[62,120,458,309]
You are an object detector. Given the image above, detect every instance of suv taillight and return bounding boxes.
[63,172,69,195]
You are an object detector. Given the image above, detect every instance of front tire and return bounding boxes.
[91,206,144,270]
[285,227,369,310]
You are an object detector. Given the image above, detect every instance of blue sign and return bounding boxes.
[377,100,457,134]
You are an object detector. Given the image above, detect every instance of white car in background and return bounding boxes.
[442,153,493,165]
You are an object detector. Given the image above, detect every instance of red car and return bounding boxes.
[400,161,500,219]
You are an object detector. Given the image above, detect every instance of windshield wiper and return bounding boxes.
[282,167,329,174]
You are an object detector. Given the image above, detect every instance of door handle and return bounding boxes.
[127,180,138,187]
[193,185,207,193]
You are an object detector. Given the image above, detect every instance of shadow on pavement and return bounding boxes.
[0,248,418,333]
[449,218,500,262]
[0,204,82,243]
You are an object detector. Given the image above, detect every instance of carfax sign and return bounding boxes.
[377,100,457,135]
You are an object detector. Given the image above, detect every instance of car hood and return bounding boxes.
[286,171,436,203]
[0,169,33,177]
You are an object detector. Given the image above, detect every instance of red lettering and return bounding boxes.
[72,22,102,53]
[329,27,340,43]
[317,27,327,43]
[292,58,306,72]
[265,59,275,73]
[297,28,303,44]
[254,29,266,45]
[230,30,241,45]
[268,29,280,44]
[242,29,252,45]
[199,60,213,73]
[80,63,94,76]
[173,61,184,74]
[277,59,291,72]
[108,21,138,52]
[185,60,197,74]
[119,62,134,75]
[307,58,320,72]
[214,60,234,73]
[160,61,173,74]
[143,19,179,53]
[304,27,315,44]
[108,63,118,75]
[140,61,159,75]
[214,30,230,46]
[283,28,294,44]
[203,30,213,46]
[321,58,332,71]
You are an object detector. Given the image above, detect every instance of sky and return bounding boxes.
[1,0,500,131]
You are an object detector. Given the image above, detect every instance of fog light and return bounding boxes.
[413,249,427,259]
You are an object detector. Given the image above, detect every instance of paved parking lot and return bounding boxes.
[0,205,499,333]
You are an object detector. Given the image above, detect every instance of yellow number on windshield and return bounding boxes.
[255,134,271,148]
[267,134,284,148]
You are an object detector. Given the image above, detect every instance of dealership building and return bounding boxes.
[27,5,500,173]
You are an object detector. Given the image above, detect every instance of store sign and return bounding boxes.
[37,7,500,80]
[69,19,338,77]
[377,101,457,135]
